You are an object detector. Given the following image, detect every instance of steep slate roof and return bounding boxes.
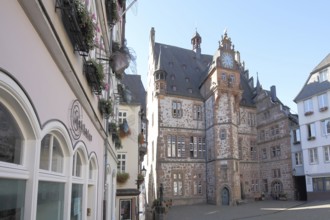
[294,53,330,102]
[154,42,212,99]
[154,42,257,106]
[122,74,146,108]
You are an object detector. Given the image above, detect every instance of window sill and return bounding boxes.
[319,107,328,112]
[304,111,314,116]
[307,137,316,141]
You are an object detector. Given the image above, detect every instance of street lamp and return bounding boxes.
[141,166,147,177]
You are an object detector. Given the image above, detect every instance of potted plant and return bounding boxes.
[117,172,129,184]
[98,98,112,118]
[85,60,104,95]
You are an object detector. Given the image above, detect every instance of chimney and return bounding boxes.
[270,85,277,102]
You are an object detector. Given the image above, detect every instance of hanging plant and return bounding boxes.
[98,98,112,118]
[117,172,129,184]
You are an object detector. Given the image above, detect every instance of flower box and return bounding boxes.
[56,0,95,56]
[117,172,129,184]
[84,60,104,95]
[320,106,328,112]
[307,136,315,141]
[304,111,313,116]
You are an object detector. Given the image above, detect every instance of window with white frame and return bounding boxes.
[167,135,176,157]
[324,145,330,162]
[190,136,205,158]
[309,148,318,164]
[319,69,328,82]
[321,119,330,136]
[307,123,316,140]
[271,145,281,158]
[118,111,127,124]
[193,105,202,120]
[295,151,303,165]
[72,151,82,177]
[193,173,203,195]
[173,172,183,196]
[318,93,328,111]
[0,102,23,164]
[117,153,126,173]
[39,134,64,173]
[293,128,301,144]
[172,101,182,118]
[304,99,314,115]
[177,136,185,158]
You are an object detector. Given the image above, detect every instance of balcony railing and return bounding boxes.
[56,0,94,56]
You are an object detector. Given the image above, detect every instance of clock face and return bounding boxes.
[221,52,234,69]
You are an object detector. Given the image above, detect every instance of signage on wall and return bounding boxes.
[69,100,92,141]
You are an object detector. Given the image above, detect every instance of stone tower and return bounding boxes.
[201,31,242,205]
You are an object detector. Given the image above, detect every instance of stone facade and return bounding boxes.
[145,28,296,207]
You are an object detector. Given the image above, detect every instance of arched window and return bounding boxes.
[0,102,23,164]
[39,134,64,173]
[72,151,83,177]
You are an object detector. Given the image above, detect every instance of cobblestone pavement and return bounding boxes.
[167,200,330,220]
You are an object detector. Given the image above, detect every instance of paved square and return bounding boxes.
[167,200,330,220]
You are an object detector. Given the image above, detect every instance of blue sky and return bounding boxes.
[125,0,330,113]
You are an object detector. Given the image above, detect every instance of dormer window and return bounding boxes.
[319,69,328,82]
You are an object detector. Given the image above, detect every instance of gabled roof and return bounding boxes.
[121,74,146,108]
[312,53,330,73]
[154,42,212,99]
[294,53,330,102]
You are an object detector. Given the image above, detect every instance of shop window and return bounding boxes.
[36,181,64,219]
[40,134,64,173]
[71,184,83,219]
[0,178,26,219]
[0,102,23,164]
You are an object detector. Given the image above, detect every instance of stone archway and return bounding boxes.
[221,187,230,205]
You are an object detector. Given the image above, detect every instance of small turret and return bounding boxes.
[191,31,202,59]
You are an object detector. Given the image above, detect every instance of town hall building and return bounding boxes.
[144,28,298,206]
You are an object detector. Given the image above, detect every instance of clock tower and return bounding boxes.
[203,31,243,205]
